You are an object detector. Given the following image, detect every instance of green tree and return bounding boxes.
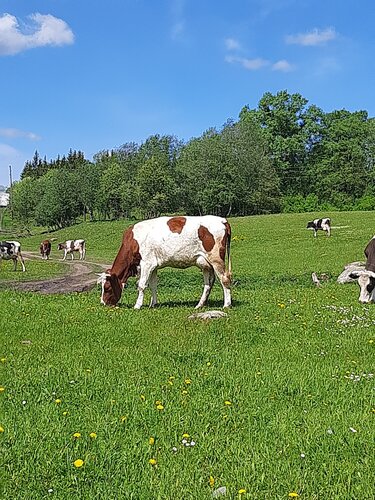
[308,110,374,204]
[241,90,324,196]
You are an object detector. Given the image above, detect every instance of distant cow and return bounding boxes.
[349,237,375,303]
[306,218,331,237]
[40,240,51,260]
[97,215,232,309]
[57,239,86,260]
[0,240,26,272]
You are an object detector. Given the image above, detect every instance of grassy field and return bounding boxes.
[0,212,374,499]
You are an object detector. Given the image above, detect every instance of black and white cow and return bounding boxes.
[0,240,26,272]
[57,239,86,260]
[349,237,375,303]
[306,218,331,237]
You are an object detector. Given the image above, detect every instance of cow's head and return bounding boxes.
[97,272,123,306]
[349,270,375,303]
[57,243,64,250]
[306,221,315,229]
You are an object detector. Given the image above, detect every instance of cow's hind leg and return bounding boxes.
[209,260,231,308]
[195,261,215,309]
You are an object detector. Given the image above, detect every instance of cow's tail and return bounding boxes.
[223,222,232,287]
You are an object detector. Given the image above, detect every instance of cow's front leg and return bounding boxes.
[134,264,154,310]
[148,270,158,308]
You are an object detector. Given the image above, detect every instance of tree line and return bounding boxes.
[10,90,375,229]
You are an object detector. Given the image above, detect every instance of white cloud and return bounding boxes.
[170,0,186,40]
[0,13,74,56]
[225,38,241,51]
[285,27,337,46]
[171,21,184,40]
[0,128,41,141]
[225,55,269,70]
[272,59,294,72]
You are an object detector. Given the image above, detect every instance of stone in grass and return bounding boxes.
[212,486,227,497]
[188,310,228,321]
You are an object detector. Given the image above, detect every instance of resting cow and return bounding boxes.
[40,240,51,260]
[0,240,26,272]
[57,239,86,260]
[349,237,375,303]
[97,215,232,309]
[306,218,331,237]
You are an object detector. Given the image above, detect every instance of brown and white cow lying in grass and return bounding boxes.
[349,236,375,303]
[57,239,86,260]
[97,215,232,309]
[0,240,26,271]
[40,240,52,260]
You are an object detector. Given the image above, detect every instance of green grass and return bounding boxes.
[0,212,374,499]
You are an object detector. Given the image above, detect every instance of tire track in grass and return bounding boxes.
[2,251,111,294]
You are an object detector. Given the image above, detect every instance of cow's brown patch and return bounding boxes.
[167,216,186,234]
[103,226,141,305]
[198,225,215,252]
[219,222,231,261]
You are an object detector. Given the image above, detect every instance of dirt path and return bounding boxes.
[4,252,111,294]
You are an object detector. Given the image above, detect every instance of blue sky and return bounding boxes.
[1,0,374,186]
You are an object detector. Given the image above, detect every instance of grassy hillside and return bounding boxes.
[0,212,374,499]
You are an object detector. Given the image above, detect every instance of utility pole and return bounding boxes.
[9,164,13,219]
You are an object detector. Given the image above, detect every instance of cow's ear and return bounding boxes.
[349,271,362,279]
[96,272,111,284]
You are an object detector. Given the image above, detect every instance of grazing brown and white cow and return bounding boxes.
[349,236,375,303]
[97,215,232,309]
[306,218,331,237]
[57,239,86,260]
[0,240,26,272]
[40,240,51,260]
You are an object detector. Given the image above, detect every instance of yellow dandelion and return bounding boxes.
[0,358,6,363]
[155,400,162,405]
[209,475,215,487]
[156,404,164,410]
[288,493,299,498]
[0,387,5,393]
[73,432,81,439]
[149,458,157,466]
[89,432,97,439]
[206,362,211,367]
[278,303,286,308]
[149,437,155,445]
[182,433,190,439]
[73,459,84,468]
[224,400,232,406]
[0,425,4,433]
[372,408,375,413]
[181,390,188,395]
[86,369,91,373]
[140,394,146,401]
[184,378,192,384]
[239,489,247,495]
[62,411,68,416]
[54,399,62,404]
[368,339,374,344]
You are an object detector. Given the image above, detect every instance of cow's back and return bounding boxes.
[133,216,228,267]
